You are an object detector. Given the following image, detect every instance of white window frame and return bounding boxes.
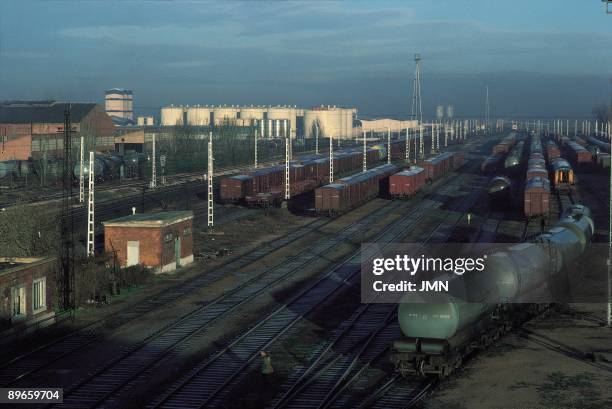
[11,285,26,319]
[32,277,46,313]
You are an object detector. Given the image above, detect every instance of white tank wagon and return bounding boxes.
[186,106,212,126]
[161,106,185,126]
[391,204,594,378]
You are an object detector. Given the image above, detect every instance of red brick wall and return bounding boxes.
[104,226,162,268]
[0,258,55,330]
[104,218,193,270]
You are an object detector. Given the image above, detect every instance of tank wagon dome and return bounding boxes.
[488,176,511,193]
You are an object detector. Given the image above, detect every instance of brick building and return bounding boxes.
[103,211,194,274]
[0,100,116,161]
[0,257,56,335]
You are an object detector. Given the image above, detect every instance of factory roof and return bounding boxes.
[0,257,55,277]
[0,101,97,124]
[103,211,194,228]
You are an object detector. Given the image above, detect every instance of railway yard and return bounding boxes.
[1,127,612,409]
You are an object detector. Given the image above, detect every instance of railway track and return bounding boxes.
[144,158,491,409]
[0,215,338,387]
[40,200,411,408]
[265,180,488,409]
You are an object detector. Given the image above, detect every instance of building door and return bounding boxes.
[175,237,181,268]
[127,241,139,267]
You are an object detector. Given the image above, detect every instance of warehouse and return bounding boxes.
[0,100,116,161]
[103,211,194,274]
[0,257,56,337]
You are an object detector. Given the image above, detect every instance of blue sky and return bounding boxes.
[0,0,610,118]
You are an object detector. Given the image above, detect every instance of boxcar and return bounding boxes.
[220,175,253,202]
[315,164,398,214]
[524,176,551,217]
[423,152,454,181]
[526,158,548,180]
[566,141,592,165]
[389,166,426,198]
[546,141,561,160]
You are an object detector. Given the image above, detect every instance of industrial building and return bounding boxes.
[357,118,418,134]
[0,257,55,338]
[0,100,116,161]
[137,116,154,126]
[103,211,194,274]
[160,104,358,139]
[105,88,134,126]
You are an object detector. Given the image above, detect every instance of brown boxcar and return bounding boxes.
[220,175,252,202]
[389,166,426,198]
[566,141,592,165]
[524,176,550,217]
[546,141,561,160]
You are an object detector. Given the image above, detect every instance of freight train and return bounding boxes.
[314,151,464,214]
[391,204,594,378]
[524,135,550,218]
[73,151,148,183]
[220,140,407,206]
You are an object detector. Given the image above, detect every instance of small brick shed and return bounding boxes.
[103,211,194,274]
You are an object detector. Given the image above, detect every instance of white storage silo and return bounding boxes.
[161,106,185,126]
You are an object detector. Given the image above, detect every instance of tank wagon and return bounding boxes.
[503,141,524,174]
[487,176,512,207]
[0,160,32,180]
[586,136,610,153]
[389,166,426,198]
[391,204,594,378]
[422,152,464,182]
[314,163,398,215]
[481,153,505,174]
[73,152,147,183]
[550,157,574,190]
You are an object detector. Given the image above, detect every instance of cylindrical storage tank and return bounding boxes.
[213,107,238,125]
[161,106,185,126]
[240,107,265,126]
[186,107,211,126]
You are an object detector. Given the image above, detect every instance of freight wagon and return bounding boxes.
[315,164,398,215]
[524,176,551,218]
[546,140,561,160]
[389,166,426,198]
[423,152,463,182]
[391,204,594,378]
[586,136,611,153]
[492,133,517,154]
[566,141,592,165]
[503,141,525,174]
[550,158,574,190]
[481,153,505,174]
